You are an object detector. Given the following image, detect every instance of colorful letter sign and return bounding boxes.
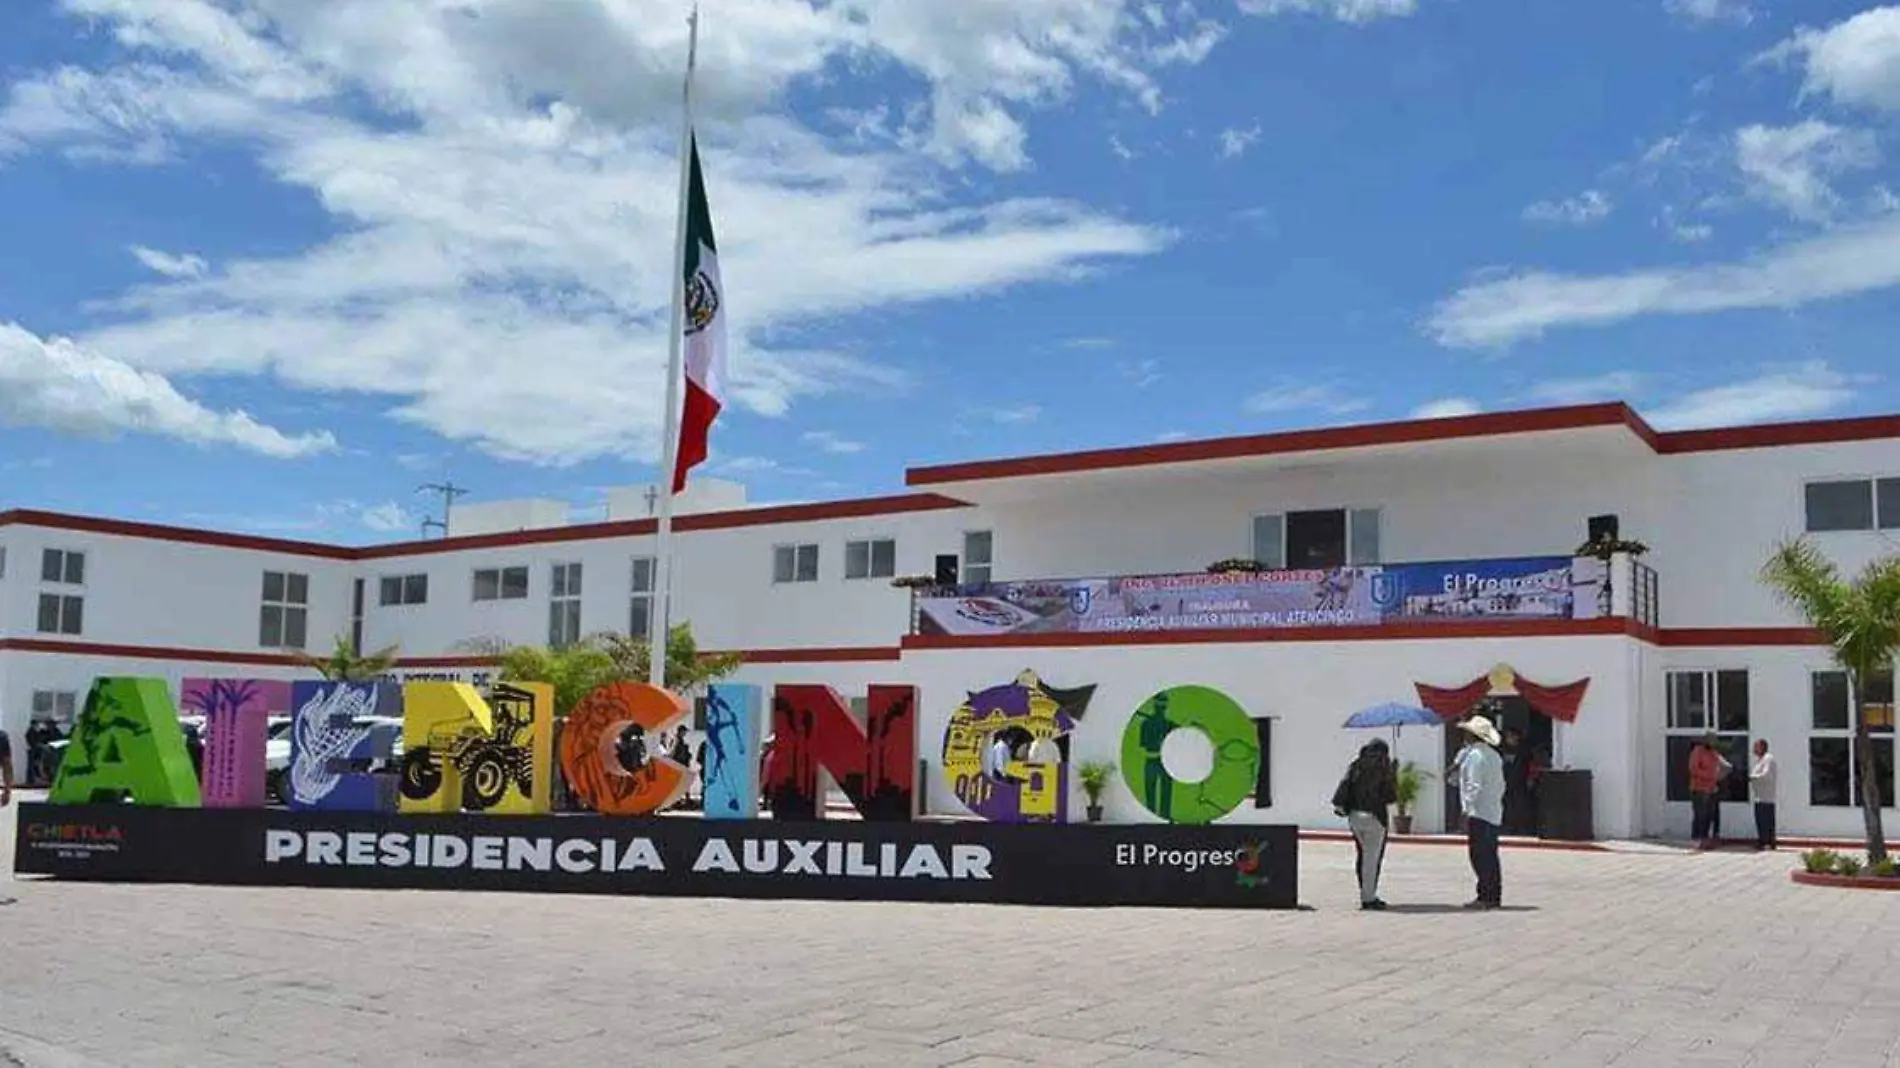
[287,681,398,812]
[181,677,289,808]
[700,684,764,819]
[1121,685,1261,825]
[559,681,690,815]
[767,685,917,821]
[399,681,554,815]
[941,671,1095,823]
[49,678,202,807]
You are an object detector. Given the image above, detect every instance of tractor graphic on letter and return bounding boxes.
[398,684,536,811]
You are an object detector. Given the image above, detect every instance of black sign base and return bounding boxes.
[12,804,1298,909]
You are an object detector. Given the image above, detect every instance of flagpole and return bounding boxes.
[650,3,698,689]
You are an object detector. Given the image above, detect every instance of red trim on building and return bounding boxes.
[902,617,1643,650]
[0,494,971,560]
[905,403,1648,486]
[0,638,905,666]
[1655,627,1826,647]
[1657,414,1900,454]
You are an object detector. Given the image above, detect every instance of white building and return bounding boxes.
[3,401,1897,842]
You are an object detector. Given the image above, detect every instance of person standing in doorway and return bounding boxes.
[0,726,13,808]
[1332,739,1398,910]
[1749,739,1778,850]
[1454,715,1506,909]
[1687,733,1732,849]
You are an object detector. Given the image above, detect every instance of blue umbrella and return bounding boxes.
[1344,701,1442,748]
[1344,702,1440,729]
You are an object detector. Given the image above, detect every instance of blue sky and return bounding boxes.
[3,0,1899,542]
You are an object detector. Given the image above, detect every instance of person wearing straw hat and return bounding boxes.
[1453,713,1507,909]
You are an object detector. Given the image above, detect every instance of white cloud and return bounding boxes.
[1427,212,1900,347]
[1118,357,1162,388]
[986,404,1043,425]
[1244,383,1370,415]
[1237,0,1418,22]
[0,1,1190,466]
[358,501,412,533]
[1109,134,1136,160]
[800,429,865,454]
[1522,190,1613,226]
[1409,397,1481,419]
[1153,429,1190,442]
[1772,6,1900,112]
[1643,361,1865,429]
[129,245,209,279]
[1063,336,1118,349]
[1526,371,1647,405]
[1664,0,1753,26]
[0,320,335,457]
[1219,124,1261,159]
[1734,120,1879,223]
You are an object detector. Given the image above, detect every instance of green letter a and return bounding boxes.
[49,678,203,807]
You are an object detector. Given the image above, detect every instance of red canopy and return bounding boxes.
[1414,670,1590,723]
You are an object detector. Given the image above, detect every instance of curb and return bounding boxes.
[1297,829,1608,853]
[1790,870,1900,891]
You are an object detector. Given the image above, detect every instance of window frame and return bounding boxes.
[1802,476,1900,534]
[259,569,311,650]
[35,592,84,636]
[629,555,656,639]
[1662,667,1752,804]
[40,547,85,586]
[962,530,993,585]
[379,573,430,607]
[844,536,898,581]
[30,689,78,725]
[772,543,820,584]
[1249,507,1382,569]
[471,565,530,602]
[1809,666,1896,809]
[548,561,584,648]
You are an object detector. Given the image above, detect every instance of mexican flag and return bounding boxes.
[673,134,725,494]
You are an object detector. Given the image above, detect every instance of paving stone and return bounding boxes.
[6,811,1900,1067]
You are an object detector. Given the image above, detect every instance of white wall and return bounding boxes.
[723,634,1642,838]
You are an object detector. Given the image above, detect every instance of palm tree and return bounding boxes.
[1761,538,1900,862]
[458,623,743,717]
[292,635,401,682]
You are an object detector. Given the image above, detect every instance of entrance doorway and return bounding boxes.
[1440,696,1554,835]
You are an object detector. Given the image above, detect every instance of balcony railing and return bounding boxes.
[908,552,1656,638]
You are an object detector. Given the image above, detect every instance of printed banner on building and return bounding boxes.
[917,556,1605,637]
[13,803,1299,910]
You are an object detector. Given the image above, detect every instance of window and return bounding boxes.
[772,543,819,584]
[1251,509,1381,569]
[473,566,529,602]
[379,574,429,607]
[1810,669,1895,808]
[31,690,78,725]
[630,556,655,639]
[0,545,7,578]
[36,593,83,635]
[351,578,365,656]
[1805,478,1900,532]
[1662,669,1750,803]
[40,548,84,585]
[845,538,897,580]
[259,570,310,650]
[963,530,993,585]
[549,562,583,647]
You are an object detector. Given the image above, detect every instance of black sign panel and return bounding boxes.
[13,804,1297,910]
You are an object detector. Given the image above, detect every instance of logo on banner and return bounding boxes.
[1068,586,1092,616]
[1368,571,1401,611]
[685,270,720,335]
[1234,841,1270,888]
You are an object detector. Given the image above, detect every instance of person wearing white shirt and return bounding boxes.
[1749,739,1779,851]
[982,733,1014,784]
[1454,715,1507,909]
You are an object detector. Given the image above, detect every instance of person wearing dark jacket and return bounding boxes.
[1333,739,1399,910]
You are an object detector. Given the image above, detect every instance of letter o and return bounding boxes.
[1119,685,1260,825]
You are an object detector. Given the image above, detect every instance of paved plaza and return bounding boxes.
[3,804,1899,1068]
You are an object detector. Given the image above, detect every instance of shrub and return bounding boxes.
[1870,857,1899,879]
[1835,853,1865,877]
[1801,848,1840,874]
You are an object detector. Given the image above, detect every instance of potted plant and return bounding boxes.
[1393,761,1432,835]
[1206,558,1266,574]
[1573,533,1649,561]
[1076,759,1116,822]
